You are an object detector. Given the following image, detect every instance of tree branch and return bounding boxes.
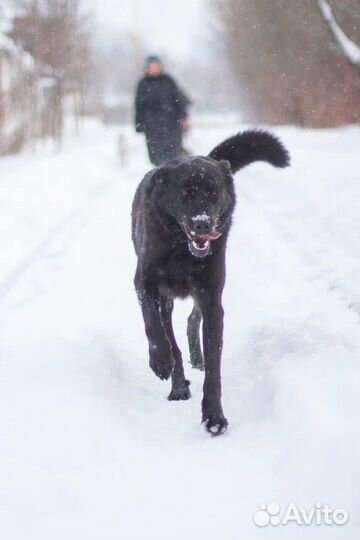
[318,0,360,73]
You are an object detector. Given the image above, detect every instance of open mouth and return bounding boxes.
[187,231,222,258]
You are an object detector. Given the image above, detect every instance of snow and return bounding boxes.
[0,118,359,539]
[192,213,210,221]
[318,0,360,65]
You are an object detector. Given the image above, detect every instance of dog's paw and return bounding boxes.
[149,343,174,380]
[189,353,205,371]
[202,413,228,436]
[168,379,191,401]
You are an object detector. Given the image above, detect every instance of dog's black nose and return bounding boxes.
[192,219,211,236]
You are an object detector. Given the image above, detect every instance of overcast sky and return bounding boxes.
[93,0,209,59]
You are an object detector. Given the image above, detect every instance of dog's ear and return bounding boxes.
[219,160,232,176]
[209,130,290,174]
[149,166,170,187]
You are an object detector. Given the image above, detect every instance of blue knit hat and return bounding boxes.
[145,54,162,65]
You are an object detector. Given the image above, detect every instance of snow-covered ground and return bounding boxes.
[0,118,359,540]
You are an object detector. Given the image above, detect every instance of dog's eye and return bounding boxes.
[208,187,218,199]
[182,187,196,200]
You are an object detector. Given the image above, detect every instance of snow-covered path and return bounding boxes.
[1,120,359,539]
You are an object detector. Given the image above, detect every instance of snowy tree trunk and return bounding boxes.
[317,0,360,75]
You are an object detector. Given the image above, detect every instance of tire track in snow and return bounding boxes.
[0,178,118,302]
[236,184,360,322]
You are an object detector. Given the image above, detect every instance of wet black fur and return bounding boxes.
[131,130,290,435]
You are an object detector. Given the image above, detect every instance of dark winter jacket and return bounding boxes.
[135,73,188,134]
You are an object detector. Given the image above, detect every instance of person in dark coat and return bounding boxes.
[135,55,190,166]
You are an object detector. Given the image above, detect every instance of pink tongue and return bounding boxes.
[201,231,222,241]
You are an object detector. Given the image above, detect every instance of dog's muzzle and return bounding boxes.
[184,215,222,257]
[188,231,222,257]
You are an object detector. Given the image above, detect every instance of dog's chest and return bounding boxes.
[156,254,206,298]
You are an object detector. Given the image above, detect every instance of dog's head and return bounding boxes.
[147,130,290,258]
[149,157,235,258]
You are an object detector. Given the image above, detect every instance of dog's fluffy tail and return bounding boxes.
[208,130,290,173]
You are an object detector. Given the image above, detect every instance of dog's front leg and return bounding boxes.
[137,287,174,380]
[199,293,228,435]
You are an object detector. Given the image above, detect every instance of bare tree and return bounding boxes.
[213,0,360,127]
[10,0,93,142]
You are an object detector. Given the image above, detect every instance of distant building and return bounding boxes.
[0,30,35,155]
[0,9,66,156]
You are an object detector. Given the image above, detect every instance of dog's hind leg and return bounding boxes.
[187,303,204,370]
[160,296,191,401]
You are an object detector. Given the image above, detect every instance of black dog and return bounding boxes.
[132,130,290,435]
